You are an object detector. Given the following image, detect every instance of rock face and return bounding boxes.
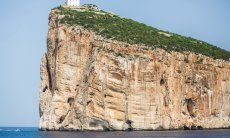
[39,9,230,131]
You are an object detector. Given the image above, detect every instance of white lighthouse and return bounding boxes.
[67,0,80,7]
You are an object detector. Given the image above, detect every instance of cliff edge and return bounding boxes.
[39,5,230,131]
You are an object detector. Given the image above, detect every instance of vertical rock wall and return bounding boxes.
[39,9,230,131]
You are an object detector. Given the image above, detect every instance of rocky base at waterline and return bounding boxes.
[39,5,230,131]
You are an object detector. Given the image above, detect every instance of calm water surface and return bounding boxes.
[0,127,230,138]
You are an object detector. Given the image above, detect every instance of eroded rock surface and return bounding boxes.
[39,9,230,131]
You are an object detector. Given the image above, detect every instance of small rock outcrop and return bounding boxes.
[39,7,230,131]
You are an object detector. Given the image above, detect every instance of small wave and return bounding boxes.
[15,129,21,132]
[0,129,21,132]
[5,130,11,132]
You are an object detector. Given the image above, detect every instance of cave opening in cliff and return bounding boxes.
[89,122,97,127]
[67,97,74,106]
[187,98,196,117]
[126,120,133,131]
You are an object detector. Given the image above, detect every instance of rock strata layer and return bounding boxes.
[39,9,230,131]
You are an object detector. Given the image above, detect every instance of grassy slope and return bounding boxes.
[57,6,230,61]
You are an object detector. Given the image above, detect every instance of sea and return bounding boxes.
[0,127,230,138]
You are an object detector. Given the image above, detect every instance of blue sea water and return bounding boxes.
[0,127,230,138]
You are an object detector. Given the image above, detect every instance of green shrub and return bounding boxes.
[115,52,123,57]
[57,6,230,61]
[184,57,189,63]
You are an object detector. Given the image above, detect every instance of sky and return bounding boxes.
[0,0,229,127]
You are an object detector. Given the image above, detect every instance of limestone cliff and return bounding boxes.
[39,6,230,131]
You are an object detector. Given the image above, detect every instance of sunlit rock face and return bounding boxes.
[39,9,230,131]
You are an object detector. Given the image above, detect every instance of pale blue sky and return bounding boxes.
[0,0,229,127]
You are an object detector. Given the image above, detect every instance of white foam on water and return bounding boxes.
[0,128,22,132]
[15,129,21,132]
[6,130,11,131]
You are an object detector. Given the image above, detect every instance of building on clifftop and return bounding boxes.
[67,0,80,7]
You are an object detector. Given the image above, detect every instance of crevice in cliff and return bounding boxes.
[124,94,129,130]
[58,115,66,124]
[81,44,96,129]
[52,38,59,93]
[67,42,96,130]
[160,77,165,86]
[49,17,60,95]
[39,104,43,117]
[42,86,48,92]
[45,54,52,91]
[58,105,73,126]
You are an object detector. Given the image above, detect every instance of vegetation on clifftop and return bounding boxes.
[57,6,230,61]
